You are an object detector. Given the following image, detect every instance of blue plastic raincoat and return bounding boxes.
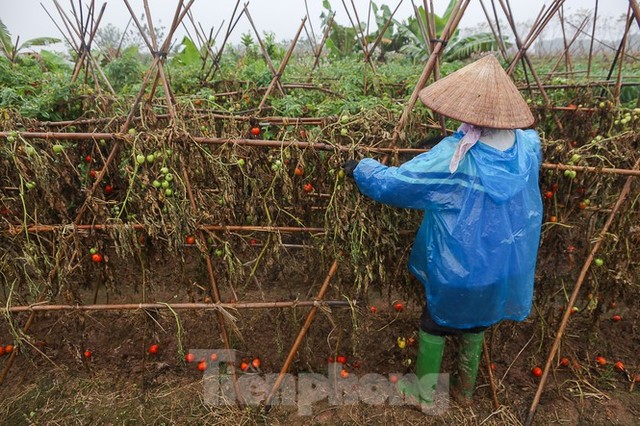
[353,129,542,329]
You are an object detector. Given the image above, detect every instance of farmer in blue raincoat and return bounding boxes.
[343,55,543,406]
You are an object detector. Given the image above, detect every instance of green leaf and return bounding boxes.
[0,18,12,54]
[18,37,61,50]
[443,33,509,61]
[172,36,200,67]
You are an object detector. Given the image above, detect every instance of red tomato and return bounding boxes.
[327,357,335,364]
[336,355,347,364]
[210,353,218,362]
[185,235,196,245]
[251,358,261,369]
[4,344,13,354]
[294,167,304,176]
[614,361,625,371]
[393,302,404,312]
[91,253,103,263]
[105,185,113,194]
[560,357,570,367]
[550,216,557,223]
[197,360,207,371]
[407,337,416,347]
[89,170,97,179]
[303,183,313,193]
[0,346,5,356]
[83,349,92,358]
[185,353,195,363]
[369,306,377,314]
[389,374,398,383]
[250,127,261,136]
[595,356,607,366]
[85,155,92,163]
[148,344,159,355]
[544,191,553,199]
[612,315,622,322]
[340,369,349,379]
[531,366,542,377]
[240,361,249,372]
[490,362,496,371]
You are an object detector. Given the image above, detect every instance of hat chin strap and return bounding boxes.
[449,123,482,173]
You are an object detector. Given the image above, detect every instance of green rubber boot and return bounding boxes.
[454,331,485,404]
[399,331,445,404]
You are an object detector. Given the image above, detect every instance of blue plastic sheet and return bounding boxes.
[353,129,543,329]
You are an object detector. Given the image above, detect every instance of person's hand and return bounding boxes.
[342,160,359,177]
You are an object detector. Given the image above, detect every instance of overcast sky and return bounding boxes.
[1,0,631,50]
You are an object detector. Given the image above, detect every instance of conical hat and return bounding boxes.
[418,55,534,129]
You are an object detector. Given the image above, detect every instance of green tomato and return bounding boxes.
[7,135,16,143]
[161,180,170,189]
[128,128,136,135]
[338,169,345,179]
[160,167,169,175]
[164,188,173,196]
[136,154,146,164]
[237,158,245,167]
[25,181,36,190]
[208,94,216,101]
[214,249,224,257]
[89,247,97,255]
[271,163,280,172]
[340,115,349,124]
[152,180,162,188]
[340,128,348,136]
[164,173,174,182]
[165,149,173,156]
[218,198,225,206]
[146,154,155,163]
[52,144,64,154]
[594,258,604,267]
[26,146,36,156]
[570,154,581,163]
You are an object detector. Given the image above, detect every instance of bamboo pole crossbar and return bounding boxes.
[0,300,355,314]
[2,130,640,176]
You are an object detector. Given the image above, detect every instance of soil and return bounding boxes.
[1,244,639,425]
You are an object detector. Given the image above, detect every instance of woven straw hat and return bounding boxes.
[418,55,534,129]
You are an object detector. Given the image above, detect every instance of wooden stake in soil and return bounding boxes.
[524,158,640,426]
[264,259,339,408]
[257,17,307,113]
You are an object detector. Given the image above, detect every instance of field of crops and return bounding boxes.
[1,1,640,424]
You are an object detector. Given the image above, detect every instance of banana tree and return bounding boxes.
[396,1,509,62]
[0,19,60,64]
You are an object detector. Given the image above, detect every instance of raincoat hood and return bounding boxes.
[468,133,534,204]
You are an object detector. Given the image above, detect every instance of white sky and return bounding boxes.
[0,0,631,50]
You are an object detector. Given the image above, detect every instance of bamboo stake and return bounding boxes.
[204,0,244,81]
[586,0,599,78]
[524,158,640,426]
[181,163,243,404]
[630,0,640,29]
[614,5,633,106]
[0,300,354,314]
[264,259,339,407]
[479,0,507,61]
[307,12,334,82]
[482,338,500,410]
[383,0,469,161]
[244,5,286,95]
[257,17,307,113]
[6,224,325,235]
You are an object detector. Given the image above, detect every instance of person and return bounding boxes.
[343,55,543,407]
